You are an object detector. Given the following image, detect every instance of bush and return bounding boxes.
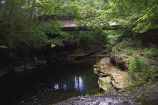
[70,30,108,52]
[144,46,158,58]
[128,55,156,86]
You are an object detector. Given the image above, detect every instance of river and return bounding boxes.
[0,59,98,105]
[0,57,157,105]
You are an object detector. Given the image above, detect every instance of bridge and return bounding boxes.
[39,16,123,31]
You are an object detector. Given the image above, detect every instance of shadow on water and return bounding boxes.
[0,56,157,105]
[0,58,99,105]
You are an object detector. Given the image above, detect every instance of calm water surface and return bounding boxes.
[0,61,157,105]
[0,63,98,105]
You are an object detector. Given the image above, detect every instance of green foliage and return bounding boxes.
[128,55,156,86]
[70,30,107,52]
[106,28,133,48]
[0,0,48,49]
[41,21,72,46]
[144,45,158,58]
[0,0,108,61]
[105,0,158,33]
[0,0,158,74]
[0,45,8,49]
[0,0,50,67]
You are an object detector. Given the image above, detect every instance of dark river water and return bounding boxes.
[0,60,98,105]
[0,58,158,105]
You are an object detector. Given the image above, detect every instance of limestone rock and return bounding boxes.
[98,77,115,92]
[96,57,129,91]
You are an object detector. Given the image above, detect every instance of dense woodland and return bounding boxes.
[0,0,158,90]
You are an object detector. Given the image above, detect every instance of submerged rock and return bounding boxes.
[53,96,141,105]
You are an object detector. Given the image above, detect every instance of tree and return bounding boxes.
[103,0,158,33]
[0,0,48,72]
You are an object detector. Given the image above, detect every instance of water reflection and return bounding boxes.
[52,69,94,93]
[74,76,84,92]
[63,81,67,91]
[54,83,59,90]
[0,65,98,105]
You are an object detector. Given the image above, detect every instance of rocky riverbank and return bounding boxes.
[94,57,129,92]
[93,38,158,103]
[53,96,140,105]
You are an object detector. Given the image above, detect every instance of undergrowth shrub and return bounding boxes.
[144,45,158,58]
[128,55,156,86]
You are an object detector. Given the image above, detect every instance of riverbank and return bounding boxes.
[93,37,158,104]
[51,41,158,105]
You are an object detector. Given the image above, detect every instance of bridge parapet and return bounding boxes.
[40,16,123,31]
